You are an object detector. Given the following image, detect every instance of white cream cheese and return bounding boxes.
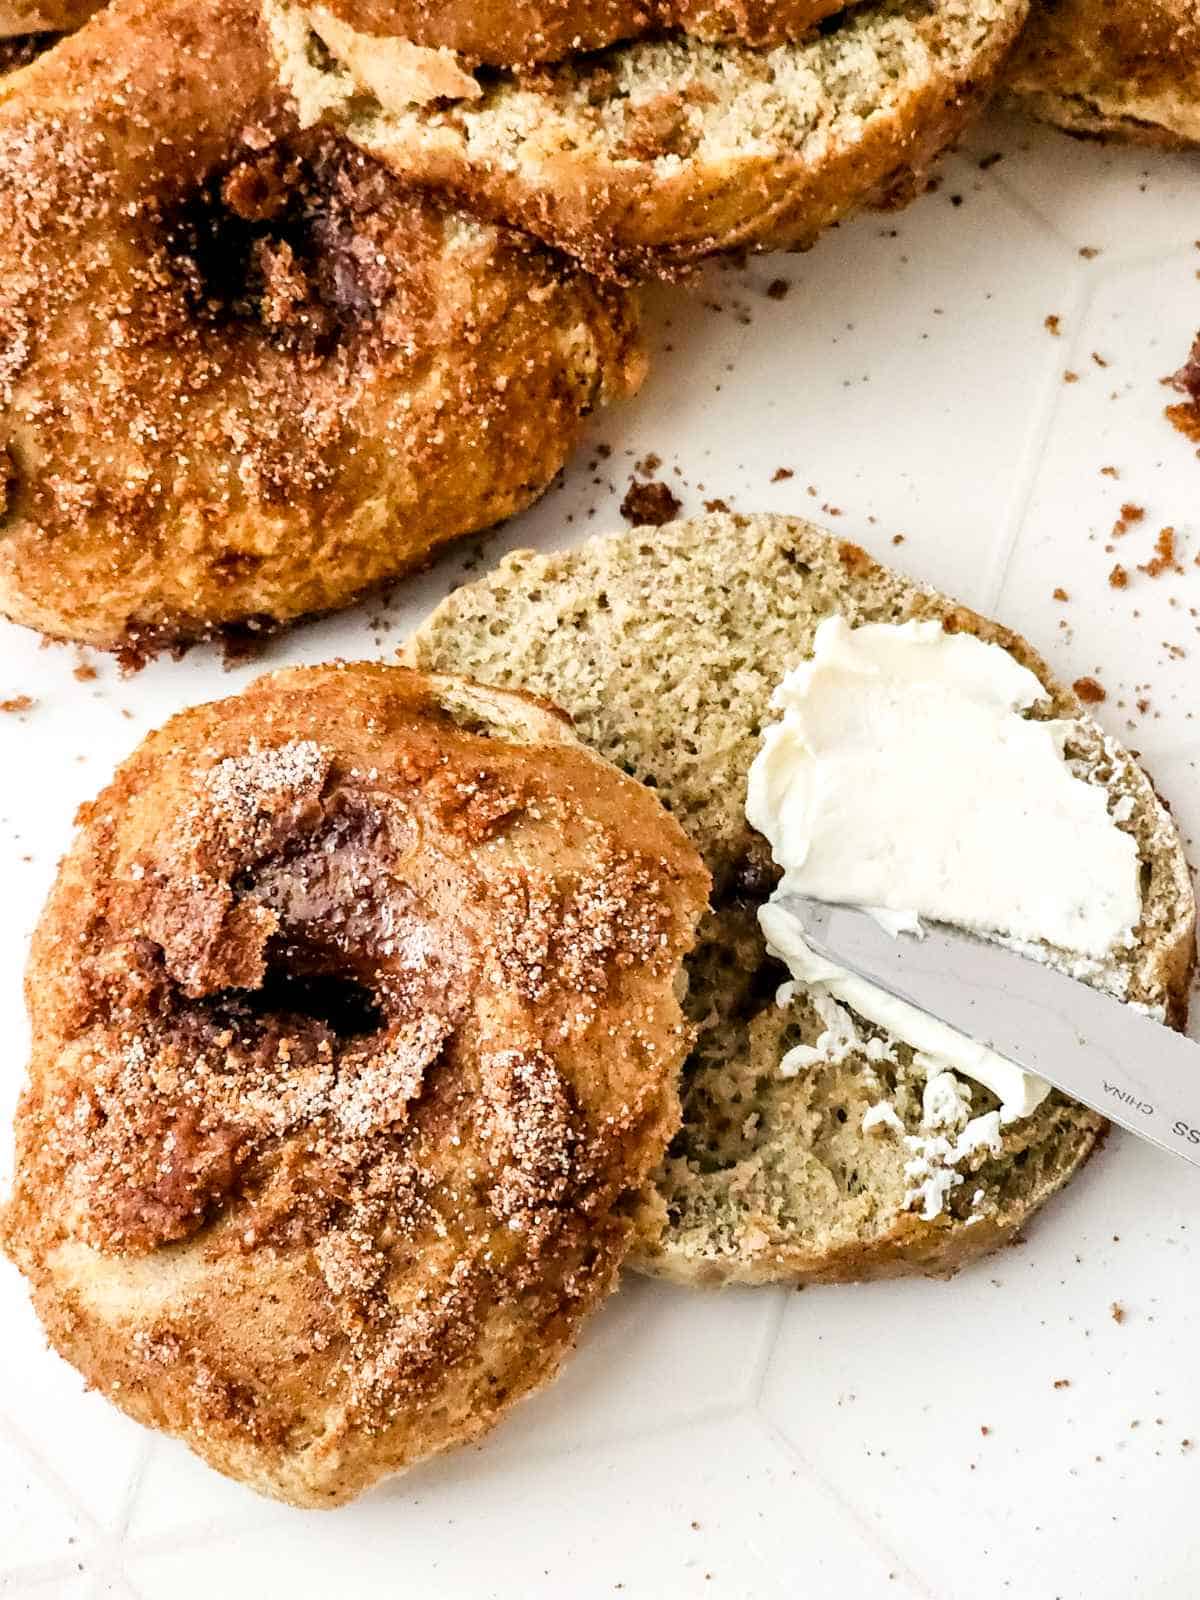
[748,615,1143,1127]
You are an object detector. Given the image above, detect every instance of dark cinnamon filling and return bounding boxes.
[160,136,409,354]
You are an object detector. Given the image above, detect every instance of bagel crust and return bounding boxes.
[0,664,710,1506]
[314,0,849,64]
[0,0,96,39]
[1004,0,1200,148]
[0,0,644,651]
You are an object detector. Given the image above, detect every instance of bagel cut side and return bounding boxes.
[1004,0,1200,148]
[408,514,1196,1287]
[0,0,644,652]
[0,664,710,1506]
[266,0,1029,274]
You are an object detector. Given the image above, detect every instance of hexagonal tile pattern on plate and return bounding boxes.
[125,1411,919,1600]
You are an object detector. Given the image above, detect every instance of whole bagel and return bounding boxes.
[0,664,710,1506]
[0,0,643,652]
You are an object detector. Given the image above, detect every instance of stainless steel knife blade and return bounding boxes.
[775,894,1200,1170]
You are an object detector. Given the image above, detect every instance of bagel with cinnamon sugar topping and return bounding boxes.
[0,0,643,653]
[1,663,710,1506]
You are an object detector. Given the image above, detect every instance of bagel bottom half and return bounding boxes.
[0,664,710,1504]
[408,514,1196,1286]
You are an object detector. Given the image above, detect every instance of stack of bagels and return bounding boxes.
[0,0,1195,1511]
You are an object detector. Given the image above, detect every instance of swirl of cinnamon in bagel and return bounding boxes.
[0,664,710,1506]
[0,0,643,654]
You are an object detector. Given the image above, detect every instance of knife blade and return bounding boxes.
[774,894,1200,1170]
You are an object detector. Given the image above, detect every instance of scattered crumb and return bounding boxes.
[1139,527,1183,578]
[980,1425,991,1437]
[1079,246,1101,260]
[1064,371,1079,384]
[1165,402,1200,444]
[891,534,905,546]
[1100,465,1119,479]
[620,479,681,527]
[766,278,790,301]
[771,467,794,483]
[1113,504,1145,537]
[73,661,97,683]
[634,452,662,478]
[1073,676,1107,704]
[703,497,731,514]
[1044,315,1061,336]
[1111,1302,1126,1324]
[1165,333,1200,441]
[1109,564,1129,589]
[1054,1378,1071,1390]
[1052,587,1069,602]
[0,695,34,713]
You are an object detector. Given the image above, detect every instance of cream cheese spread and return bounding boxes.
[747,615,1143,1127]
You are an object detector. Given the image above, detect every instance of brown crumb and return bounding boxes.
[1052,587,1069,601]
[1053,1378,1071,1389]
[0,694,34,713]
[892,534,905,546]
[634,452,662,478]
[1165,401,1200,443]
[703,497,731,514]
[1109,564,1129,589]
[1100,465,1119,478]
[1079,246,1101,260]
[1073,676,1106,704]
[1092,352,1109,369]
[1063,371,1080,384]
[1112,504,1145,537]
[980,1425,991,1437]
[766,278,790,301]
[620,479,681,528]
[1111,1302,1126,1324]
[771,467,794,483]
[73,661,98,683]
[1044,315,1061,336]
[1139,527,1183,578]
[1165,334,1200,440]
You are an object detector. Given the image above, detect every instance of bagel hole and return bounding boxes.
[241,963,384,1041]
[162,137,396,351]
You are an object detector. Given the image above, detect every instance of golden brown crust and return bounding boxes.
[0,0,644,649]
[0,0,98,38]
[316,0,847,64]
[1004,0,1200,147]
[0,664,710,1506]
[286,0,1030,276]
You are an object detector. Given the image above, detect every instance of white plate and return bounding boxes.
[1,109,1198,1600]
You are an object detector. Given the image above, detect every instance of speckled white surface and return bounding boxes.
[0,109,1198,1600]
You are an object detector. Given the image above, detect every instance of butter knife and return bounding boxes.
[776,895,1200,1169]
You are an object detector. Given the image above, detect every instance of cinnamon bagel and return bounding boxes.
[0,664,709,1507]
[0,0,643,653]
